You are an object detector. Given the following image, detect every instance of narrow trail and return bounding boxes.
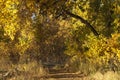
[36,69,86,78]
[33,64,87,79]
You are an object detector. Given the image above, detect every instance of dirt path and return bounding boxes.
[33,73,88,80]
[32,67,88,80]
[34,72,86,78]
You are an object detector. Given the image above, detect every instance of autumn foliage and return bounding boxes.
[0,0,120,77]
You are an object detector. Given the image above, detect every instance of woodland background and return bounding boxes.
[0,0,120,79]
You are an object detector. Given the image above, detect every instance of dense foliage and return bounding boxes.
[0,0,120,74]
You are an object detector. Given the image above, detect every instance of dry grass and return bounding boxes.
[0,56,47,80]
[90,71,120,80]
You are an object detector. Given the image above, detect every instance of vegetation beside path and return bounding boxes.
[0,0,120,80]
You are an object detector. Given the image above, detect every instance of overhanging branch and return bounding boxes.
[64,10,99,36]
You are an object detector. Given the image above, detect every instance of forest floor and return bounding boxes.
[0,67,120,80]
[33,68,120,80]
[0,63,120,80]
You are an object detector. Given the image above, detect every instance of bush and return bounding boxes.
[65,33,120,73]
[83,33,120,72]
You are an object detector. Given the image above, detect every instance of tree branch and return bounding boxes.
[64,10,99,36]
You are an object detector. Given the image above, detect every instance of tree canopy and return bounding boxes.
[0,0,120,73]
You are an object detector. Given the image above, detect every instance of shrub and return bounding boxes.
[82,33,120,72]
[65,33,120,73]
